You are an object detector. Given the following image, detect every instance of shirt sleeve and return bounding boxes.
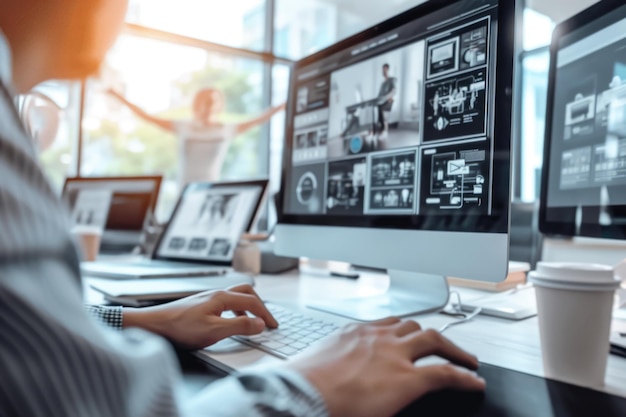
[83,303,328,416]
[81,303,329,416]
[186,368,329,417]
[85,305,123,330]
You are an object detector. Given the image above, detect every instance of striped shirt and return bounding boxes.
[0,31,327,417]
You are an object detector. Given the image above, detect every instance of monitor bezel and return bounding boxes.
[539,0,626,239]
[277,0,515,234]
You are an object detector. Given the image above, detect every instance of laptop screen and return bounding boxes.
[63,176,162,231]
[154,180,268,263]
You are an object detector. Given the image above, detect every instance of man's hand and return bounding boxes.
[288,318,485,417]
[123,285,278,349]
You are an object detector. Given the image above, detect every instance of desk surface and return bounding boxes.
[193,269,626,399]
[85,267,626,401]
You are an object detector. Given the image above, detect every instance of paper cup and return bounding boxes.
[233,241,261,275]
[71,225,103,262]
[529,262,620,387]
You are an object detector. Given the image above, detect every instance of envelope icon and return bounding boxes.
[447,159,470,175]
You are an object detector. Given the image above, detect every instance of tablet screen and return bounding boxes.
[155,181,266,263]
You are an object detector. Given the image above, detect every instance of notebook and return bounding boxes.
[81,179,268,279]
[89,273,255,307]
[459,284,537,320]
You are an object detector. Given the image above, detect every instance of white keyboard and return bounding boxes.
[231,303,338,359]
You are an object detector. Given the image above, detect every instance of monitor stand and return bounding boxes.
[307,270,450,322]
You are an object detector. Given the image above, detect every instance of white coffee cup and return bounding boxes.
[528,262,621,387]
[71,225,103,262]
[232,240,261,275]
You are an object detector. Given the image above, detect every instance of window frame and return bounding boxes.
[513,1,556,202]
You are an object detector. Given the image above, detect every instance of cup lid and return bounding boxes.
[70,224,103,235]
[531,261,621,286]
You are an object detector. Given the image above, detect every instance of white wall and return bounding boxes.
[400,41,425,124]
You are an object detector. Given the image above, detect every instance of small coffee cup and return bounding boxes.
[71,225,103,262]
[232,240,261,275]
[529,262,621,387]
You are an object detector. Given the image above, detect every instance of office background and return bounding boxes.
[19,0,596,224]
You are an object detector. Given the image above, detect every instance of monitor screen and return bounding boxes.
[154,180,268,263]
[63,176,162,232]
[541,0,626,239]
[279,0,511,234]
[274,0,515,320]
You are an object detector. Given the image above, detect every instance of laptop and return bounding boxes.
[63,176,163,253]
[81,179,269,279]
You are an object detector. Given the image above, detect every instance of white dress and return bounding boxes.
[173,120,237,186]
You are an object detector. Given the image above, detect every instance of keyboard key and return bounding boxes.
[276,346,299,356]
[264,340,286,350]
[289,341,308,350]
[300,336,319,344]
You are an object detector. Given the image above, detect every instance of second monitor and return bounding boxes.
[540,0,626,241]
[275,0,517,320]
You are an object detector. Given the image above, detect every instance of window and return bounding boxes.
[82,34,265,220]
[518,9,555,202]
[21,81,81,192]
[520,51,550,202]
[126,0,267,51]
[523,9,555,50]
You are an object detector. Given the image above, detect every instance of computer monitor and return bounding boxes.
[540,0,626,241]
[63,176,162,252]
[275,0,517,321]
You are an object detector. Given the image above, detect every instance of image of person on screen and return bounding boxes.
[377,63,397,138]
[107,88,285,187]
[195,193,237,231]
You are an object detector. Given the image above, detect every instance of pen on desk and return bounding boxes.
[330,271,360,280]
[611,344,626,359]
[142,270,227,279]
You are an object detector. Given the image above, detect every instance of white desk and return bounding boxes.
[197,269,626,398]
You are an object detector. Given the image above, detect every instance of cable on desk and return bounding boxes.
[439,291,482,333]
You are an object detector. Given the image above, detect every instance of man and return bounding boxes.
[0,1,485,417]
[377,63,397,138]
